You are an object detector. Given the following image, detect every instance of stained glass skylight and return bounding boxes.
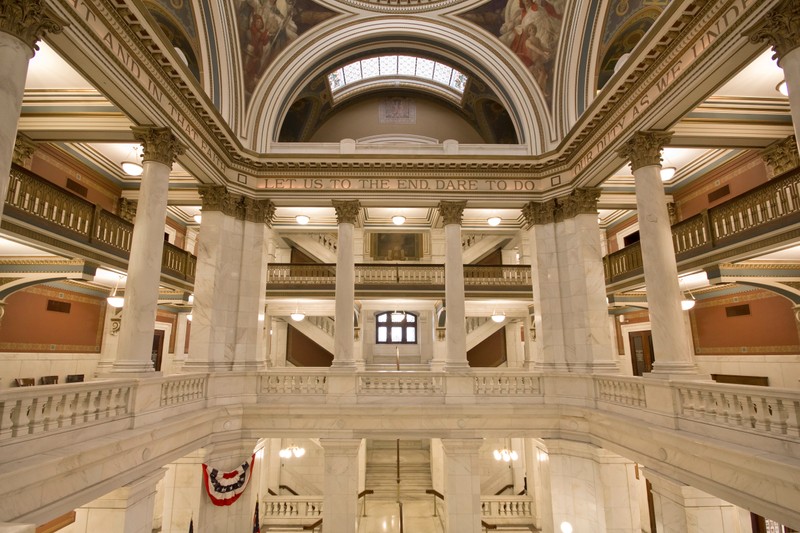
[327,55,467,95]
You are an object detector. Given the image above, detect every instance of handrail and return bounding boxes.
[425,489,444,500]
[267,488,277,496]
[357,489,374,499]
[303,518,322,530]
[603,164,800,285]
[494,484,514,495]
[5,163,196,283]
[279,484,299,496]
[482,520,498,530]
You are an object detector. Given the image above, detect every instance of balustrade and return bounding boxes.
[603,167,800,283]
[596,376,647,407]
[474,374,541,396]
[160,376,207,406]
[481,497,534,519]
[358,374,444,395]
[261,373,329,394]
[262,496,323,519]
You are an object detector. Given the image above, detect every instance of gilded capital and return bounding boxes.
[618,131,673,172]
[332,200,361,225]
[243,197,276,226]
[744,0,800,65]
[131,126,184,167]
[521,200,555,227]
[761,135,799,178]
[557,188,601,221]
[437,200,467,226]
[12,133,36,168]
[0,0,63,52]
[198,184,242,218]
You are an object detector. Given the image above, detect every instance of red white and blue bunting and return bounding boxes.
[202,454,255,506]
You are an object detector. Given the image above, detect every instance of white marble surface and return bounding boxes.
[695,354,800,389]
[0,351,99,389]
[442,439,482,533]
[159,451,204,533]
[232,219,269,371]
[529,223,567,371]
[545,440,608,533]
[321,439,362,532]
[633,164,697,375]
[444,223,468,370]
[112,159,172,374]
[334,223,356,367]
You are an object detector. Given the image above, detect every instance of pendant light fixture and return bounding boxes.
[106,275,124,308]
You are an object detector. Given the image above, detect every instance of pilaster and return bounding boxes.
[441,439,482,533]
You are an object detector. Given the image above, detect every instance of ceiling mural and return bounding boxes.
[460,0,566,104]
[143,0,202,82]
[596,0,668,90]
[235,0,337,101]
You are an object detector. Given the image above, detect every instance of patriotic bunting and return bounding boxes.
[201,453,255,506]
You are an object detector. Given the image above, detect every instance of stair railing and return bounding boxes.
[425,489,444,517]
[357,489,373,517]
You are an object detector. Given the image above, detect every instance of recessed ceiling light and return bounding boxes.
[296,215,310,225]
[392,215,406,225]
[777,80,789,97]
[660,166,676,181]
[487,216,502,226]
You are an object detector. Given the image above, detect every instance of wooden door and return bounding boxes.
[629,330,655,376]
[151,329,165,372]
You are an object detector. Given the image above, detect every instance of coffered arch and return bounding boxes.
[243,18,553,154]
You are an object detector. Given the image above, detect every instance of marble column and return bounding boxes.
[441,439,482,533]
[173,311,189,366]
[112,127,183,375]
[232,198,275,371]
[64,468,166,533]
[0,1,62,225]
[331,200,360,369]
[747,0,800,154]
[618,132,699,377]
[95,304,123,375]
[438,201,469,370]
[183,186,243,372]
[160,450,204,533]
[196,441,258,533]
[320,438,362,533]
[645,470,746,533]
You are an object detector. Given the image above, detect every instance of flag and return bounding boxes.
[188,517,193,533]
[253,499,261,533]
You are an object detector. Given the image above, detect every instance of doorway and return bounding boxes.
[152,329,165,372]
[629,330,654,376]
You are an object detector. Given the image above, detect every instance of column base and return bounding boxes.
[429,361,446,372]
[102,360,158,378]
[228,362,268,373]
[534,360,620,373]
[647,361,709,380]
[181,360,230,373]
[330,360,358,371]
[443,361,470,372]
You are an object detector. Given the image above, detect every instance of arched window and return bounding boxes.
[376,311,417,344]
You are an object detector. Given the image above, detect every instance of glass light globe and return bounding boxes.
[392,215,406,225]
[296,215,310,225]
[487,216,502,226]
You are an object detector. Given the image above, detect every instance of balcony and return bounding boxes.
[603,166,800,292]
[266,263,533,298]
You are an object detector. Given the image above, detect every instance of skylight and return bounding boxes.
[327,55,468,95]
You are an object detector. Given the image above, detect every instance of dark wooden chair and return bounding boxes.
[15,378,35,387]
[40,376,59,385]
[66,374,85,383]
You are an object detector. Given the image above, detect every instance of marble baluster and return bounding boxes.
[232,198,274,371]
[441,438,482,533]
[112,127,183,376]
[0,1,62,225]
[332,200,360,369]
[438,201,469,370]
[320,438,362,533]
[183,186,243,372]
[63,468,166,533]
[747,0,800,154]
[618,132,699,377]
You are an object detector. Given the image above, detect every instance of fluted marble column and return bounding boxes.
[320,438,362,533]
[438,201,468,370]
[618,132,698,377]
[112,127,183,375]
[183,185,243,372]
[232,198,275,371]
[747,0,800,154]
[0,1,61,225]
[332,200,360,369]
[441,439,482,533]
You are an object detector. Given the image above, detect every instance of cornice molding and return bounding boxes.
[332,200,361,225]
[0,0,63,51]
[131,126,184,167]
[744,0,800,65]
[438,200,467,226]
[618,131,673,172]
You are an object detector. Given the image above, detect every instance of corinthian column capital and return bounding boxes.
[243,197,276,226]
[131,126,184,167]
[437,200,467,226]
[618,131,673,172]
[332,200,361,225]
[0,0,63,52]
[521,199,555,227]
[744,0,800,65]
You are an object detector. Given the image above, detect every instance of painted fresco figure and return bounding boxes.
[241,0,299,93]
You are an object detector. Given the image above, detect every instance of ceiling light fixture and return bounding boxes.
[487,216,502,226]
[681,293,696,311]
[660,166,677,181]
[290,303,305,322]
[777,80,789,97]
[491,310,506,323]
[106,276,124,308]
[492,448,518,462]
[279,444,306,459]
[121,146,143,176]
[296,214,310,225]
[392,215,406,225]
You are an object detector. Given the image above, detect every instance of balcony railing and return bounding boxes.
[266,263,532,295]
[603,166,800,285]
[4,164,196,283]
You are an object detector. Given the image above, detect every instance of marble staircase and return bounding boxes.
[365,440,433,501]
